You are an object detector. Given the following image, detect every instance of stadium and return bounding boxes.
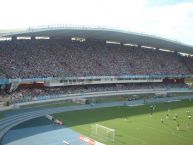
[0,25,193,145]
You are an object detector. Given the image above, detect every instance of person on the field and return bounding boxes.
[187,115,191,128]
[61,121,64,125]
[150,105,154,116]
[166,113,169,119]
[153,104,156,112]
[186,110,190,115]
[161,118,164,124]
[175,113,178,119]
[177,123,180,131]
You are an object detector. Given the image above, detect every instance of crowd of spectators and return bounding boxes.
[0,39,192,79]
[0,82,190,104]
[181,56,193,73]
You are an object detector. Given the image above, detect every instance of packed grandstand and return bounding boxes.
[0,26,193,106]
[0,39,193,78]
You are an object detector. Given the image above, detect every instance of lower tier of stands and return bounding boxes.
[0,82,191,104]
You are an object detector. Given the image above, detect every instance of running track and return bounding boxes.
[0,95,193,145]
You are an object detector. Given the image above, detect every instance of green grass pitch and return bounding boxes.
[53,99,193,145]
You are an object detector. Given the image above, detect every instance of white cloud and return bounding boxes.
[0,0,192,45]
[140,2,193,38]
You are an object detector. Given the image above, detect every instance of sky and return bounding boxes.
[0,0,193,45]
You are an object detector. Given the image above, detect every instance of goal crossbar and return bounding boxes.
[96,124,115,132]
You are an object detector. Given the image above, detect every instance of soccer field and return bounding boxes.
[54,99,193,145]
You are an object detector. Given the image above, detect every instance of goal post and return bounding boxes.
[91,124,115,142]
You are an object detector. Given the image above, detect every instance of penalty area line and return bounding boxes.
[127,104,144,107]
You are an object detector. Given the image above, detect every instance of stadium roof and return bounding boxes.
[1,25,193,54]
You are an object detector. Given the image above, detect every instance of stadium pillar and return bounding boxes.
[50,36,56,40]
[12,36,17,41]
[101,40,106,46]
[138,45,141,49]
[64,37,71,41]
[31,36,36,40]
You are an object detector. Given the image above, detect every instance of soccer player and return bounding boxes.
[173,116,176,121]
[187,115,191,128]
[175,113,178,119]
[150,105,153,116]
[166,113,169,119]
[186,110,190,115]
[153,104,156,112]
[161,118,164,124]
[177,123,180,131]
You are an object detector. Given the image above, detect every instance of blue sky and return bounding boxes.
[0,0,193,45]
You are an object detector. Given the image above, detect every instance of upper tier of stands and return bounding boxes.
[0,39,193,79]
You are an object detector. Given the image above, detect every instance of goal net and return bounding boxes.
[91,124,115,142]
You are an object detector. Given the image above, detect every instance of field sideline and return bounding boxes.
[53,99,193,145]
